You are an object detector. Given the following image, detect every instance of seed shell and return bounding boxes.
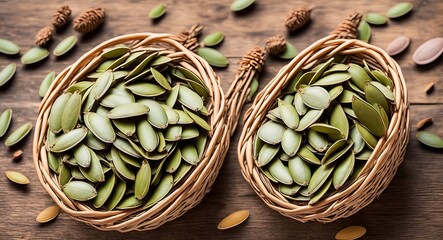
[50,128,88,152]
[364,13,388,25]
[0,109,12,138]
[386,36,410,56]
[386,2,413,18]
[307,164,335,195]
[300,86,330,110]
[63,181,97,201]
[5,122,33,146]
[278,99,299,129]
[0,63,16,87]
[416,131,443,148]
[84,112,116,143]
[258,121,285,144]
[412,37,443,65]
[149,4,167,19]
[288,156,311,186]
[135,161,151,199]
[21,47,49,64]
[203,31,225,47]
[36,205,61,223]
[5,170,30,184]
[268,158,293,185]
[278,43,298,60]
[93,173,116,208]
[53,35,77,57]
[39,71,56,97]
[196,47,229,68]
[357,20,371,43]
[0,38,20,55]
[230,0,255,11]
[144,174,173,208]
[108,103,149,119]
[61,91,81,132]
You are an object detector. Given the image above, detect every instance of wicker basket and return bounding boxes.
[237,35,409,222]
[33,32,230,231]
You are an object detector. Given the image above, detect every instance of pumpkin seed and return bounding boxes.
[108,103,149,119]
[61,91,81,132]
[386,2,413,18]
[298,145,321,165]
[173,162,192,184]
[294,92,308,116]
[365,82,390,114]
[21,47,49,64]
[312,72,351,86]
[144,174,173,208]
[386,36,410,56]
[151,67,172,90]
[91,70,113,100]
[328,85,344,101]
[335,226,367,240]
[137,120,158,152]
[309,178,331,205]
[80,149,105,183]
[278,99,299,129]
[412,37,443,65]
[84,112,116,143]
[126,82,166,97]
[348,63,371,90]
[370,81,395,101]
[183,107,210,130]
[63,181,97,201]
[111,119,135,136]
[0,63,16,87]
[71,167,85,180]
[307,164,335,196]
[181,125,199,139]
[217,209,250,230]
[350,126,365,154]
[281,128,301,157]
[257,143,279,167]
[36,205,60,223]
[5,122,33,146]
[278,43,298,60]
[0,109,12,138]
[161,105,180,124]
[203,31,224,47]
[371,70,393,89]
[416,131,443,148]
[323,64,349,76]
[321,139,353,165]
[352,96,386,137]
[364,13,388,25]
[279,184,301,196]
[5,170,30,184]
[197,47,229,68]
[117,195,143,209]
[332,151,355,189]
[300,86,330,110]
[356,148,373,160]
[230,0,255,11]
[296,109,323,131]
[307,129,328,152]
[288,156,311,186]
[258,121,285,144]
[330,104,349,139]
[50,128,88,152]
[268,158,293,185]
[111,147,136,180]
[39,71,56,97]
[149,4,167,19]
[105,178,126,210]
[0,38,20,55]
[73,144,91,168]
[135,160,151,199]
[295,71,315,90]
[84,130,107,150]
[53,35,77,57]
[93,173,116,208]
[181,142,200,165]
[355,121,378,149]
[138,99,168,129]
[101,44,129,59]
[47,151,60,173]
[310,123,344,141]
[357,20,371,43]
[164,125,182,141]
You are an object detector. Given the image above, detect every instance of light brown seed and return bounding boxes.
[36,205,61,223]
[386,36,410,56]
[424,81,435,94]
[335,225,367,240]
[217,210,250,230]
[416,117,432,130]
[12,150,23,160]
[413,37,443,65]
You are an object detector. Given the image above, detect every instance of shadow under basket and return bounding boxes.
[33,33,230,231]
[238,35,409,222]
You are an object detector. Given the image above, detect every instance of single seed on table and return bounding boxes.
[21,47,49,64]
[412,37,443,65]
[53,35,77,57]
[5,170,30,184]
[202,31,225,47]
[386,36,410,56]
[196,47,229,68]
[0,63,16,87]
[363,13,388,25]
[4,122,33,147]
[386,2,413,19]
[335,225,367,240]
[0,38,20,55]
[36,205,60,223]
[0,108,12,138]
[39,71,56,97]
[217,210,250,230]
[12,150,23,161]
[416,131,443,148]
[357,20,371,43]
[424,81,435,93]
[230,0,255,12]
[416,117,432,130]
[149,4,167,19]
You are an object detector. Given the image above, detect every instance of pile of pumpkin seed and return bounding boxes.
[45,43,211,210]
[254,56,396,205]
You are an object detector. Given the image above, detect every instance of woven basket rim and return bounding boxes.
[238,35,410,223]
[32,32,230,231]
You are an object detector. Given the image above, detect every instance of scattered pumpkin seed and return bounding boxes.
[53,35,78,57]
[149,4,167,19]
[416,131,443,148]
[357,20,371,43]
[217,210,250,230]
[5,122,33,147]
[416,117,432,130]
[197,47,229,68]
[386,2,413,18]
[364,13,388,25]
[386,36,410,56]
[21,47,49,64]
[39,71,56,97]
[0,109,12,138]
[412,37,443,65]
[5,170,30,184]
[278,42,298,60]
[0,38,20,55]
[0,63,16,87]
[230,0,255,11]
[202,31,225,47]
[335,225,367,240]
[36,205,60,223]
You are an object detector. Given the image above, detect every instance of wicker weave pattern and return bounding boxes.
[237,35,409,222]
[33,33,230,231]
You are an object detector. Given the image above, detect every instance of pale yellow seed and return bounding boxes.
[5,170,30,184]
[12,150,23,160]
[36,205,61,223]
[424,81,435,94]
[416,117,432,130]
[217,210,250,230]
[335,225,367,240]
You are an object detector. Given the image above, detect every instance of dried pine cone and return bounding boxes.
[52,5,72,29]
[265,35,287,55]
[330,13,362,39]
[35,26,54,46]
[238,47,266,73]
[73,8,105,33]
[285,7,312,31]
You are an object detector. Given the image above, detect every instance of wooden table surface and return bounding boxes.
[0,0,442,239]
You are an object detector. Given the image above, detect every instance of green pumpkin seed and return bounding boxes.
[312,72,351,86]
[352,96,386,137]
[65,81,94,94]
[111,147,136,180]
[183,108,210,130]
[338,89,358,103]
[5,170,30,184]
[187,79,210,97]
[296,109,323,131]
[173,162,192,185]
[115,195,142,210]
[203,31,224,47]
[328,85,344,101]
[101,44,129,59]
[105,53,130,71]
[164,125,182,141]
[355,121,378,149]
[181,126,199,139]
[80,149,105,183]
[96,60,114,72]
[174,67,209,91]
[61,91,81,132]
[71,167,85,180]
[63,181,97,201]
[137,120,158,152]
[295,71,315,90]
[279,184,301,196]
[348,63,371,90]
[108,103,149,119]
[73,144,91,168]
[257,143,279,167]
[178,85,204,111]
[5,122,33,146]
[307,164,335,196]
[370,81,395,101]
[197,47,229,68]
[144,173,173,208]
[39,71,56,97]
[165,149,181,173]
[149,4,167,19]
[125,52,157,79]
[260,167,278,183]
[307,129,328,152]
[84,130,107,151]
[350,126,365,154]
[162,105,180,124]
[300,86,330,110]
[138,99,168,129]
[268,158,293,185]
[278,99,299,129]
[310,58,335,84]
[165,84,179,107]
[47,151,60,173]
[151,67,172,90]
[126,82,166,97]
[343,107,357,119]
[0,38,20,55]
[117,51,146,70]
[281,128,301,157]
[364,13,388,25]
[134,161,151,199]
[0,109,12,138]
[416,131,443,148]
[323,64,349,75]
[371,70,393,89]
[298,145,321,165]
[288,156,311,186]
[91,70,113,100]
[332,152,355,189]
[387,2,413,18]
[365,82,390,114]
[58,164,71,186]
[151,55,172,66]
[309,178,331,205]
[330,104,349,139]
[230,0,255,11]
[0,63,16,87]
[278,43,298,60]
[358,20,371,43]
[181,142,200,165]
[356,148,373,160]
[50,128,88,152]
[321,139,353,165]
[310,123,344,141]
[258,121,285,144]
[21,47,49,64]
[294,93,308,116]
[105,178,126,210]
[112,119,136,137]
[93,173,116,208]
[101,93,133,108]
[84,112,116,143]
[53,35,78,57]
[283,95,294,104]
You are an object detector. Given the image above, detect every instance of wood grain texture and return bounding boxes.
[0,0,442,239]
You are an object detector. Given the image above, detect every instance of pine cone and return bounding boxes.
[73,8,105,33]
[265,35,287,55]
[238,47,266,73]
[330,13,362,39]
[174,24,203,52]
[285,7,312,31]
[35,26,54,46]
[52,5,72,29]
